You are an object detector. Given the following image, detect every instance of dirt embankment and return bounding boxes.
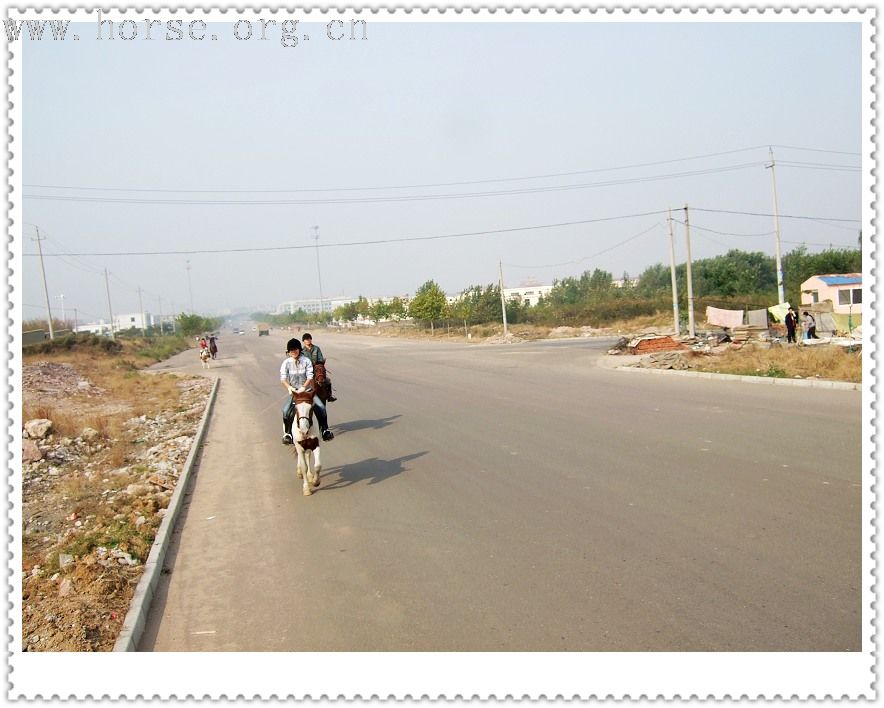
[21,358,212,652]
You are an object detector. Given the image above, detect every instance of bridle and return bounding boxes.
[293,389,315,431]
[295,403,313,430]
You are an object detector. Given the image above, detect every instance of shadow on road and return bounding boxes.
[333,415,401,433]
[322,451,427,490]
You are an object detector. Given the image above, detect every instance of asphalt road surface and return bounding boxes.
[140,329,862,651]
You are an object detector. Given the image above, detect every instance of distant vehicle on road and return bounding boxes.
[257,323,270,336]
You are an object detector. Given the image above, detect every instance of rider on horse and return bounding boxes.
[302,333,335,440]
[279,338,333,445]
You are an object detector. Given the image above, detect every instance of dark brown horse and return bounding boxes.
[313,362,334,403]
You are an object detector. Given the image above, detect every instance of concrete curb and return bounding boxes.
[612,364,860,391]
[113,377,220,652]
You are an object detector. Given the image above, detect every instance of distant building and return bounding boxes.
[800,274,862,315]
[74,320,113,336]
[276,297,358,316]
[503,284,553,307]
[74,312,159,335]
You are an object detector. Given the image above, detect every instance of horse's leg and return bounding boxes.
[311,447,321,487]
[296,440,314,495]
[302,448,314,496]
[305,449,317,489]
[296,446,306,480]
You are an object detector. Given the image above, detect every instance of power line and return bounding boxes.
[23,163,764,206]
[24,145,861,195]
[781,238,859,248]
[505,222,662,269]
[671,219,774,238]
[778,160,861,170]
[24,146,774,195]
[23,209,671,257]
[692,207,860,223]
[771,144,862,156]
[777,162,862,173]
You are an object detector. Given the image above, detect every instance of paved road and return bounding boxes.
[140,330,862,651]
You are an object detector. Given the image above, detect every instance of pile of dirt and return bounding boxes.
[21,360,212,652]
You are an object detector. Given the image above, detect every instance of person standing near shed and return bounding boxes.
[785,307,799,344]
[803,311,819,340]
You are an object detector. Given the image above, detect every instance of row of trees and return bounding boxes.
[22,312,224,338]
[175,313,224,337]
[255,245,861,331]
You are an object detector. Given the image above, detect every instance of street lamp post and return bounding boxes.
[186,260,195,314]
[313,226,326,323]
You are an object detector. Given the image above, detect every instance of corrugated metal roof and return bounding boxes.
[818,274,862,286]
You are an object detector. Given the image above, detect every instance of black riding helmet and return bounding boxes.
[286,338,302,353]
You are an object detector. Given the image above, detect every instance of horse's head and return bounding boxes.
[294,399,314,437]
[314,362,326,384]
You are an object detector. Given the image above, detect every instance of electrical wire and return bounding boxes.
[778,160,861,170]
[505,222,662,269]
[23,209,672,257]
[670,219,774,238]
[23,163,763,206]
[771,144,862,156]
[24,146,773,195]
[692,207,860,223]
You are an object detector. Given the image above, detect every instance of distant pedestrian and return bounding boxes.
[802,311,819,339]
[785,307,799,343]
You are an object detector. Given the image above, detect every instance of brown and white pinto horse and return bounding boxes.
[292,388,321,496]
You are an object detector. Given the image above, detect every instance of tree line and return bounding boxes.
[254,245,860,330]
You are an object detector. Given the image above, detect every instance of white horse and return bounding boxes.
[292,391,322,496]
[199,347,211,369]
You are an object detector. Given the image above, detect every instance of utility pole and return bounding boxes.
[313,226,325,323]
[667,209,680,336]
[766,147,785,304]
[73,308,78,334]
[33,226,55,340]
[683,204,696,338]
[104,268,115,338]
[138,287,146,336]
[186,260,194,314]
[498,260,509,338]
[158,296,164,336]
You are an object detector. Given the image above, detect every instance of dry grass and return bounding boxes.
[687,344,861,383]
[23,341,189,472]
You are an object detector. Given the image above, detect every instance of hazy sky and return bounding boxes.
[20,16,864,322]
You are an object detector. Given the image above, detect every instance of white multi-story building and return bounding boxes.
[75,312,158,335]
[113,312,154,332]
[276,297,354,315]
[503,284,553,307]
[74,320,114,336]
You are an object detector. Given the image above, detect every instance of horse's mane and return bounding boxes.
[293,389,314,405]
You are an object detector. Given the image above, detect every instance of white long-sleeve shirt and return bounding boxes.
[279,354,314,389]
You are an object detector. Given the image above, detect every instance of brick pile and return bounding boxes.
[628,335,684,354]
